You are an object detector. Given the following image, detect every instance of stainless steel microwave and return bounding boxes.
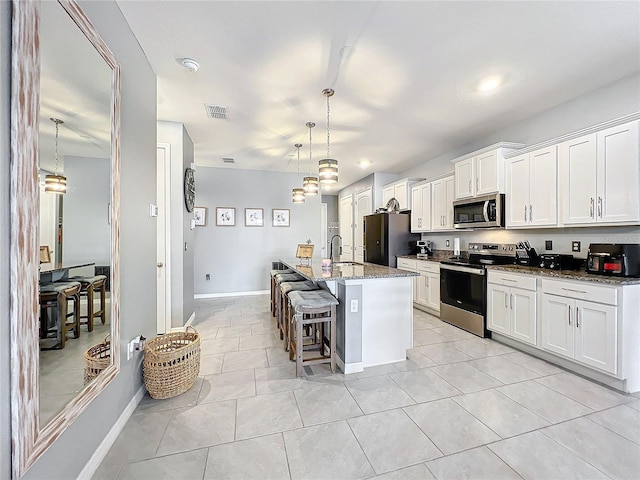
[453,193,505,229]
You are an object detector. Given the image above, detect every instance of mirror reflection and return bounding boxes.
[37,0,113,426]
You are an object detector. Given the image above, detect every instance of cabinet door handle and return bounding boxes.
[576,306,580,328]
[476,178,479,192]
[529,204,533,222]
[510,293,513,310]
[590,197,594,218]
[524,205,527,222]
[468,180,472,193]
[597,197,602,218]
[504,293,508,309]
[568,304,572,326]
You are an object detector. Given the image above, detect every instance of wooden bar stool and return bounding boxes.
[39,281,82,349]
[68,275,108,331]
[273,272,305,336]
[279,280,319,350]
[270,268,293,317]
[287,290,338,377]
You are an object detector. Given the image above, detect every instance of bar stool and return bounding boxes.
[273,272,305,336]
[270,268,293,317]
[287,289,338,377]
[39,281,82,349]
[279,280,319,349]
[68,274,107,332]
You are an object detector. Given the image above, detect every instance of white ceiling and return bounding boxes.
[117,0,640,192]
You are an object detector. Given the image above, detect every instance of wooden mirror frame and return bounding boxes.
[10,0,120,476]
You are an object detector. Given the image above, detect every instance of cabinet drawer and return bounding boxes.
[541,278,618,306]
[397,258,417,271]
[416,260,440,274]
[487,271,536,291]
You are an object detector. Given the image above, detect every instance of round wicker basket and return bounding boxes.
[84,335,111,385]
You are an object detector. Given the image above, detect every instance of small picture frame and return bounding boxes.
[245,208,264,227]
[272,208,290,227]
[193,206,207,226]
[216,207,236,226]
[39,246,51,264]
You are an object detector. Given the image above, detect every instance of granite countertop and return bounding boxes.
[487,264,640,286]
[280,258,418,282]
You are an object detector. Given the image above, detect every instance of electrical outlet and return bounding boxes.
[350,299,358,313]
[206,274,210,280]
[545,240,553,251]
[572,241,581,252]
[445,239,451,248]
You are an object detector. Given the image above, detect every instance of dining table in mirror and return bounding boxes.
[10,0,121,477]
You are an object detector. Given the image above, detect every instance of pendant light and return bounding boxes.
[291,143,305,204]
[318,88,338,184]
[303,121,319,196]
[44,118,67,194]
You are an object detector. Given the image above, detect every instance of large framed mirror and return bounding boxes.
[10,0,120,476]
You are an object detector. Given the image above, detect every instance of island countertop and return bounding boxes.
[280,258,418,282]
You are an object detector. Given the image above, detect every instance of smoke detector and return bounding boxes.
[180,58,199,72]
[205,104,228,119]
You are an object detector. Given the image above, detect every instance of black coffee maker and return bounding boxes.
[587,244,640,277]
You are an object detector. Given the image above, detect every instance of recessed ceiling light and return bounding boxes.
[477,75,502,92]
[359,160,370,169]
[180,57,200,72]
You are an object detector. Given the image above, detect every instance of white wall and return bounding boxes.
[158,121,195,327]
[193,167,322,295]
[62,155,111,265]
[1,1,158,478]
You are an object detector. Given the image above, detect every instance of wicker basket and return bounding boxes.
[143,327,201,399]
[84,335,111,385]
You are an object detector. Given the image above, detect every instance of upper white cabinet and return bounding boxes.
[559,120,640,226]
[410,182,431,232]
[339,194,354,261]
[381,177,425,211]
[353,188,372,263]
[506,146,558,228]
[432,175,454,230]
[453,144,525,200]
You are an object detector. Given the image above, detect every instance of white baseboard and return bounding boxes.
[337,355,363,375]
[77,385,146,480]
[194,290,269,299]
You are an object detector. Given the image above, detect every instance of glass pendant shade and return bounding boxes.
[44,174,67,193]
[303,176,319,195]
[318,158,338,184]
[292,187,305,204]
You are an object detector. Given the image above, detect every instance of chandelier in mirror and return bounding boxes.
[318,88,338,184]
[303,121,319,196]
[44,117,67,194]
[292,143,305,203]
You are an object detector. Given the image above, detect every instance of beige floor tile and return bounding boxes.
[294,383,363,426]
[346,375,415,414]
[198,369,255,403]
[389,368,461,403]
[372,464,435,480]
[536,372,632,410]
[430,362,502,393]
[221,349,268,372]
[467,356,541,384]
[426,446,521,480]
[235,391,303,440]
[116,448,208,480]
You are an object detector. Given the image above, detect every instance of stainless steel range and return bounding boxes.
[439,242,517,337]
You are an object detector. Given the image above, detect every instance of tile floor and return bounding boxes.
[94,294,640,480]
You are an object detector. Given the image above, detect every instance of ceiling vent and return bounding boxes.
[205,104,228,119]
[222,157,235,164]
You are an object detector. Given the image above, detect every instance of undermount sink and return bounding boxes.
[332,261,362,266]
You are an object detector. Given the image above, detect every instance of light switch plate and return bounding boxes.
[149,204,158,217]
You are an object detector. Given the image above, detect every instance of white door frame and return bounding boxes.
[157,144,172,334]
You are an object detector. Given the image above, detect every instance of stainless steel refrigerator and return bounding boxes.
[363,212,420,268]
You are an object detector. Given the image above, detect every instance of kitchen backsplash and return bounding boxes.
[421,225,640,258]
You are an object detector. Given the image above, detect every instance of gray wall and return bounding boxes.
[193,167,322,295]
[1,1,158,478]
[1,1,11,478]
[62,155,111,265]
[158,122,195,327]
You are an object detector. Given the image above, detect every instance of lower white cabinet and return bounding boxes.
[487,272,536,345]
[541,280,618,375]
[397,258,440,312]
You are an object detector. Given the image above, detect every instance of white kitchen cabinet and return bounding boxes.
[339,195,354,261]
[540,279,618,375]
[453,144,525,200]
[559,120,640,226]
[416,261,440,312]
[396,258,418,303]
[432,175,454,230]
[353,188,372,263]
[487,271,536,345]
[410,182,431,232]
[381,178,425,211]
[506,146,558,228]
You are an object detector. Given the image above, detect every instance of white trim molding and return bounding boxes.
[194,290,269,299]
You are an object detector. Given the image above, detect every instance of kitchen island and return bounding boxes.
[280,259,418,373]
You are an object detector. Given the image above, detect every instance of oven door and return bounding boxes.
[440,263,486,315]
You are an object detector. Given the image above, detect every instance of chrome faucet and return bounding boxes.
[329,235,342,261]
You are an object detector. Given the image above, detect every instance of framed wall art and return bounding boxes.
[272,208,290,227]
[245,208,264,227]
[193,206,207,226]
[216,207,236,226]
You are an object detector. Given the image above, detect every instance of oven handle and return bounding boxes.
[440,264,486,275]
